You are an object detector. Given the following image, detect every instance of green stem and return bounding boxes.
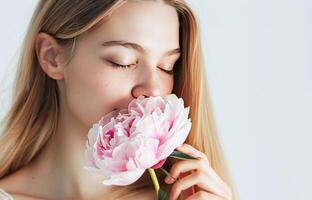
[147,168,160,197]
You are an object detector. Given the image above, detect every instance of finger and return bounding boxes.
[184,191,224,200]
[176,144,233,199]
[205,165,232,193]
[165,159,202,184]
[170,170,229,200]
[179,184,196,200]
[169,171,202,200]
[176,143,209,161]
[177,144,228,190]
[176,172,196,199]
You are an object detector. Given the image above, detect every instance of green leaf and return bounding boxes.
[159,167,170,177]
[158,188,168,200]
[169,151,196,160]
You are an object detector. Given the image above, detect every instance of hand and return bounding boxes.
[165,144,233,200]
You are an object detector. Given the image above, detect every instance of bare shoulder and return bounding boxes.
[0,171,22,193]
[0,191,44,200]
[0,168,42,200]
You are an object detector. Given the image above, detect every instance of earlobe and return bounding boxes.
[35,32,65,80]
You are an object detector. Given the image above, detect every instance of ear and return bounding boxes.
[35,32,67,80]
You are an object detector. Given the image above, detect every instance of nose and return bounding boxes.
[131,67,162,98]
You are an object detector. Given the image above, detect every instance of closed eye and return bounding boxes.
[159,66,174,74]
[108,60,175,74]
[108,61,135,69]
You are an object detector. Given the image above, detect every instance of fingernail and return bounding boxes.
[165,175,175,184]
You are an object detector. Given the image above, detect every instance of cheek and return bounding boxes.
[63,58,123,129]
[169,75,174,93]
[62,56,175,129]
[160,73,174,94]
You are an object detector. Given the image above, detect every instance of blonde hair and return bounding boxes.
[0,0,237,199]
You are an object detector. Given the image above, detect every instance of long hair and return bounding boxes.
[0,0,237,199]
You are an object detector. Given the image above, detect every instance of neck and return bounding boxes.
[28,106,114,199]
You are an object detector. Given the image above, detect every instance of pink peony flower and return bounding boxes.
[84,94,192,186]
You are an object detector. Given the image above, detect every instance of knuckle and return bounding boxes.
[200,154,209,162]
[170,162,182,177]
[172,159,189,173]
[196,157,207,165]
[193,157,211,175]
[196,191,206,199]
[172,179,181,191]
[197,158,207,168]
[193,170,202,181]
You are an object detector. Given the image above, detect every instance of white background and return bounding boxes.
[0,1,311,200]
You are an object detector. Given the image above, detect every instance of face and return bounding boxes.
[59,1,181,129]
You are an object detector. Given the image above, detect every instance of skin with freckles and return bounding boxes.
[57,1,181,130]
[0,1,233,200]
[0,1,179,199]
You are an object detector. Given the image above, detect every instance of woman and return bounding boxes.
[0,0,236,199]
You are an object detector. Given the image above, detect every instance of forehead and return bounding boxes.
[85,1,180,54]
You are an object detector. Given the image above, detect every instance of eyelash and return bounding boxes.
[109,61,174,74]
[110,62,133,69]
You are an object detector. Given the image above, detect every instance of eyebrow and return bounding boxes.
[101,40,181,57]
